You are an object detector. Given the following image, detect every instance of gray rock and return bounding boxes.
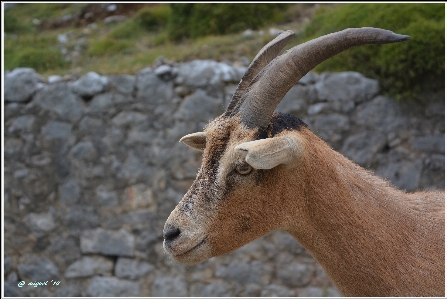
[376,160,423,191]
[412,135,445,154]
[41,121,72,140]
[115,257,154,279]
[353,96,403,132]
[242,29,255,37]
[215,260,269,284]
[277,261,314,287]
[136,67,174,107]
[4,281,21,297]
[5,102,25,119]
[5,256,13,274]
[58,179,81,204]
[276,85,308,116]
[85,93,115,116]
[107,74,135,94]
[47,75,64,83]
[154,64,172,77]
[103,15,127,24]
[307,103,329,115]
[311,113,350,144]
[7,115,35,134]
[52,282,83,296]
[65,256,114,278]
[260,284,296,297]
[17,257,59,281]
[71,72,108,97]
[424,154,445,171]
[341,131,387,166]
[298,286,324,297]
[425,101,445,117]
[118,152,154,184]
[327,287,342,297]
[174,89,223,123]
[135,227,162,252]
[85,276,140,296]
[152,275,188,297]
[24,212,56,234]
[199,281,233,296]
[105,210,159,231]
[7,271,18,282]
[269,27,283,37]
[95,185,118,206]
[34,82,83,122]
[175,60,244,88]
[69,141,98,162]
[64,205,99,231]
[45,236,81,267]
[298,71,319,85]
[57,33,68,44]
[4,137,23,158]
[316,72,379,104]
[80,228,135,257]
[112,111,147,127]
[5,68,44,102]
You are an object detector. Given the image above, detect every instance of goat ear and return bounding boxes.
[235,135,302,169]
[180,132,207,151]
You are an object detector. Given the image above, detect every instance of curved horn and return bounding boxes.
[224,30,295,117]
[239,27,410,128]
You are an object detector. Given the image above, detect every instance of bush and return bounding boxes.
[9,48,66,72]
[5,34,66,72]
[299,3,444,101]
[4,13,26,33]
[88,38,133,57]
[168,3,290,41]
[135,5,171,31]
[108,5,171,40]
[108,20,142,40]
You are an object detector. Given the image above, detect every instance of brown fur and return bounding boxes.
[164,117,445,296]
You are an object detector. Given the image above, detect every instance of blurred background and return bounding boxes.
[3,3,445,297]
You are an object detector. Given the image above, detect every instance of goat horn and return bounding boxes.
[224,30,295,117]
[239,27,410,128]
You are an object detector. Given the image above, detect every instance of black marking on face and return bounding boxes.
[254,169,266,185]
[180,125,232,210]
[254,112,307,140]
[271,112,308,136]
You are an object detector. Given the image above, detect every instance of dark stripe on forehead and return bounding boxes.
[191,123,232,204]
[271,112,307,136]
[255,112,308,140]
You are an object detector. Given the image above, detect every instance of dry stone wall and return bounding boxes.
[4,61,444,297]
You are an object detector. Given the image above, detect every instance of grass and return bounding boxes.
[4,3,311,77]
[3,3,444,101]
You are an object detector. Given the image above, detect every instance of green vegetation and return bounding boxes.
[4,34,67,73]
[4,3,444,101]
[299,3,445,100]
[135,5,171,32]
[167,3,290,41]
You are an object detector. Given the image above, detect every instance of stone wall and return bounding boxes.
[4,61,444,297]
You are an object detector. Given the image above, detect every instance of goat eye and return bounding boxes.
[236,163,252,175]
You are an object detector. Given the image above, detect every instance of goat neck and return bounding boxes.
[282,128,445,296]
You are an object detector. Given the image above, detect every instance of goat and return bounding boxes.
[163,28,445,297]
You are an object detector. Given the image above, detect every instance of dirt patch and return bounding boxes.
[39,3,159,30]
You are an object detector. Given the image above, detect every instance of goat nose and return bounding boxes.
[163,225,181,241]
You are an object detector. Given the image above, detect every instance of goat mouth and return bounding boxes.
[172,238,207,258]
